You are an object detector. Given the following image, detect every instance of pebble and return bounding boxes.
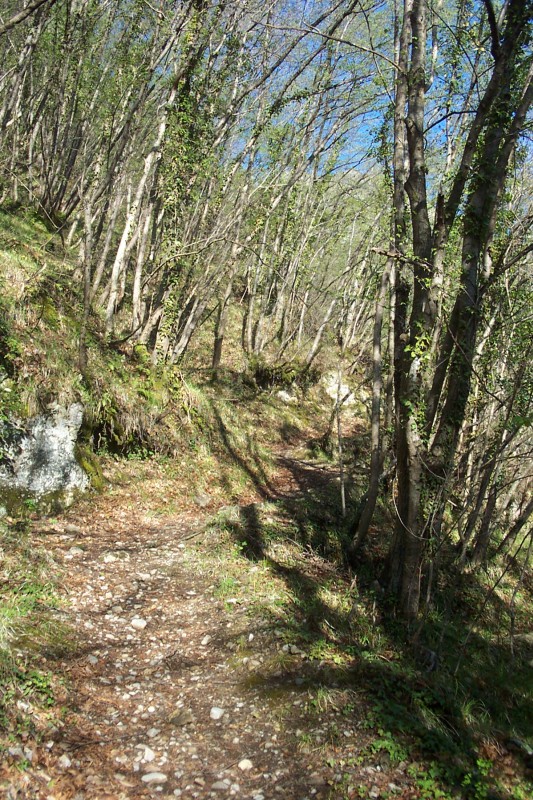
[194,492,212,508]
[169,708,194,726]
[201,635,211,645]
[142,746,156,762]
[131,617,147,630]
[210,707,224,720]
[238,759,253,771]
[64,524,82,534]
[87,654,98,665]
[212,781,229,790]
[58,754,72,769]
[141,772,168,784]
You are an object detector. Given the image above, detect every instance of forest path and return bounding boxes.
[3,440,410,800]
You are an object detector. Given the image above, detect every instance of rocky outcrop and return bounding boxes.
[322,372,356,406]
[0,403,89,510]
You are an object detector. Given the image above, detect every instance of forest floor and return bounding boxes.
[1,422,532,800]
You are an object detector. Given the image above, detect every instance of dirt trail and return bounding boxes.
[2,451,409,800]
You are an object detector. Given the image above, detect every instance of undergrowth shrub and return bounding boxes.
[0,301,19,381]
[0,519,70,723]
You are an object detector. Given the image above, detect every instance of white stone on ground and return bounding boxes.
[141,746,155,762]
[141,772,168,784]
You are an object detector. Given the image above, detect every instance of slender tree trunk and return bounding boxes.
[350,258,393,556]
[105,85,176,334]
[78,200,92,373]
[212,276,234,375]
[495,497,533,557]
[387,0,413,603]
[305,298,336,367]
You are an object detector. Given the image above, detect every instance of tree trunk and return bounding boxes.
[212,276,234,375]
[105,84,176,334]
[388,0,533,619]
[495,497,533,557]
[350,258,393,556]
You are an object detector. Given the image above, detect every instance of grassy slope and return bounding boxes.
[0,208,531,799]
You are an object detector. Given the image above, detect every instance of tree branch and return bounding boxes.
[482,0,501,60]
[0,0,56,37]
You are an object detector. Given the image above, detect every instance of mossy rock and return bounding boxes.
[132,343,151,365]
[248,356,321,391]
[0,485,84,515]
[74,444,105,491]
[41,296,60,329]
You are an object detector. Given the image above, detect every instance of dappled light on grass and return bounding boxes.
[206,450,532,799]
